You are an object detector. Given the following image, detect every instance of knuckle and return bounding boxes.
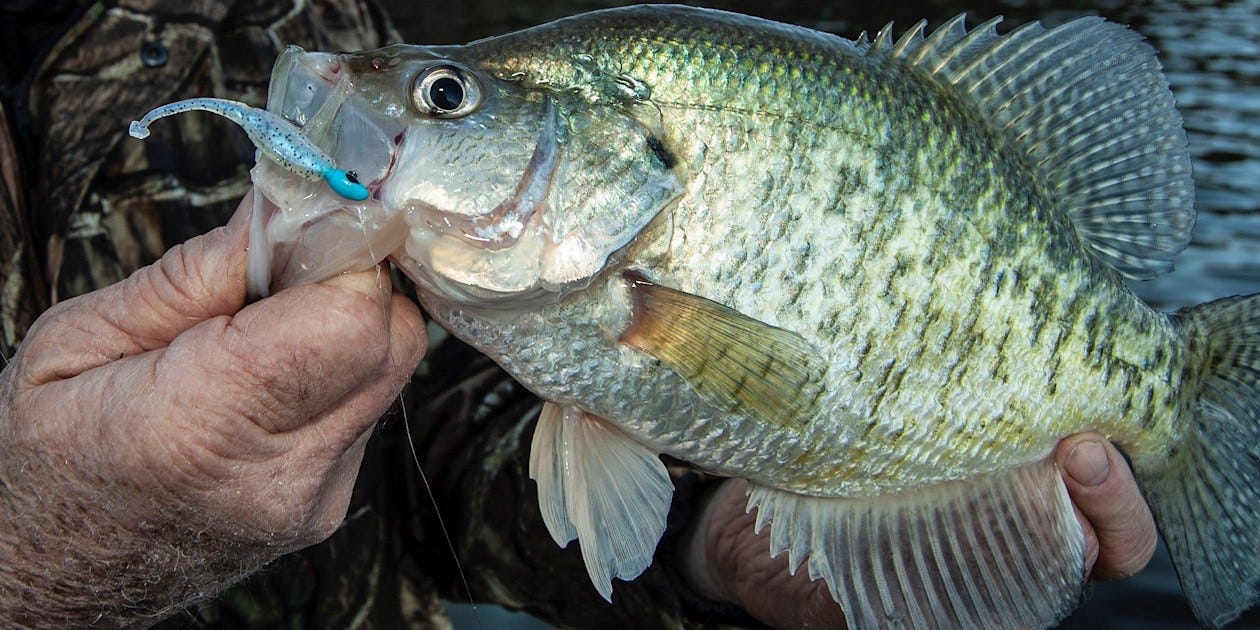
[143,242,212,314]
[1112,524,1158,578]
[229,356,311,431]
[216,323,313,421]
[1095,497,1158,579]
[708,508,764,592]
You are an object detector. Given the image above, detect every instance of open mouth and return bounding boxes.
[269,47,344,128]
[268,47,402,199]
[243,48,409,297]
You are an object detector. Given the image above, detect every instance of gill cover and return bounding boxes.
[386,54,686,305]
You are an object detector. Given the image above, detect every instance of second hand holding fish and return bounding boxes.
[679,435,1159,628]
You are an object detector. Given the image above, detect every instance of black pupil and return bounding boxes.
[429,76,464,111]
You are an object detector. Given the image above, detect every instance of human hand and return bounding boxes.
[0,192,425,627]
[680,433,1158,628]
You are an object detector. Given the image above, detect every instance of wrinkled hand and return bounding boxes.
[0,192,425,626]
[681,434,1159,628]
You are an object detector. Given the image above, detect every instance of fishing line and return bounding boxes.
[399,392,484,629]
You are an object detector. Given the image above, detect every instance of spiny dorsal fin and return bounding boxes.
[863,15,1195,280]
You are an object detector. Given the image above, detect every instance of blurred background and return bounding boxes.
[375,1,1259,628]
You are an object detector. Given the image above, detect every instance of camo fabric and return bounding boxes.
[0,1,740,628]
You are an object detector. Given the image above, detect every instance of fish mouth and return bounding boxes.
[269,47,402,196]
[248,47,408,295]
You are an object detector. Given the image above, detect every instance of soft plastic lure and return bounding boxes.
[129,98,369,201]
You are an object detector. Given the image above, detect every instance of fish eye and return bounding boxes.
[412,64,481,118]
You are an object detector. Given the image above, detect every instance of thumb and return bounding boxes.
[18,192,253,386]
[1056,433,1158,580]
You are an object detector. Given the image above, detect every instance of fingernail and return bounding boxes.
[1066,440,1110,486]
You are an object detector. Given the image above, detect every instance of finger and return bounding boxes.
[294,290,426,454]
[682,479,847,629]
[17,192,253,386]
[281,292,424,544]
[1056,433,1158,581]
[170,263,398,435]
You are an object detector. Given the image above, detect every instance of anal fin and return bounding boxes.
[528,402,674,601]
[747,458,1085,628]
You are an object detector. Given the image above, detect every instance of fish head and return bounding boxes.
[254,41,685,307]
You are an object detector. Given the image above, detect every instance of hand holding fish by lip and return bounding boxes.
[680,435,1159,628]
[0,193,426,627]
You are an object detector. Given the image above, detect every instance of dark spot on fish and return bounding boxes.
[345,170,360,184]
[787,283,804,305]
[889,301,906,329]
[992,328,1012,382]
[394,131,405,145]
[646,135,676,169]
[1046,355,1061,395]
[1139,404,1157,429]
[1081,311,1099,354]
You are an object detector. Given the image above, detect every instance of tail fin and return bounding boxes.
[1146,295,1260,627]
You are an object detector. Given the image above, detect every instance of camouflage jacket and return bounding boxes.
[0,1,748,627]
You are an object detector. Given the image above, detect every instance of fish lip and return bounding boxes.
[296,51,343,84]
[270,47,344,128]
[275,45,342,85]
[419,98,561,249]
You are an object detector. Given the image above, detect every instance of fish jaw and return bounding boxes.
[248,47,410,294]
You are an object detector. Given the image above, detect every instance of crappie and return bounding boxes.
[131,5,1260,628]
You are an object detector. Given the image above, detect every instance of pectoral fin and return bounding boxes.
[528,402,674,601]
[618,271,827,428]
[747,458,1086,628]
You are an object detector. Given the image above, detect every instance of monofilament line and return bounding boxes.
[400,393,483,629]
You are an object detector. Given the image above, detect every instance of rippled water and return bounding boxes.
[380,1,1260,627]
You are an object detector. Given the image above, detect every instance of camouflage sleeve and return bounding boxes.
[0,103,45,360]
[13,1,752,627]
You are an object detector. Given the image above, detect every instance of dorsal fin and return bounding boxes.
[862,15,1195,280]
